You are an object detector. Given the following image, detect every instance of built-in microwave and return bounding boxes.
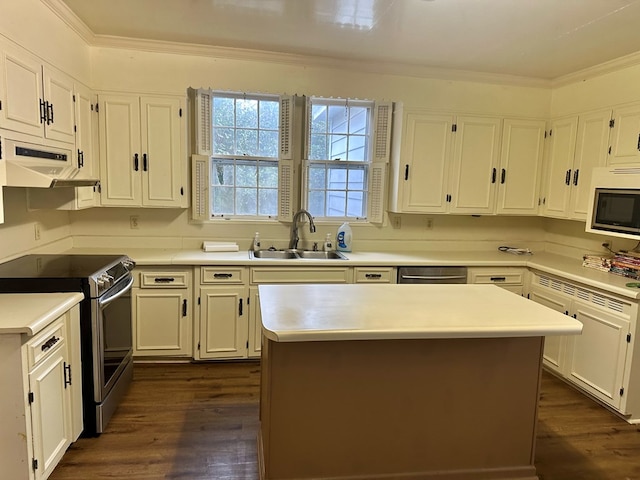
[587,167,640,240]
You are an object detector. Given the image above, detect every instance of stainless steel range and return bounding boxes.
[0,254,135,436]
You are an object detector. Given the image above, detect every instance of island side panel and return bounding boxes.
[259,336,543,480]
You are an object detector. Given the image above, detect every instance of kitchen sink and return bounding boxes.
[249,249,347,260]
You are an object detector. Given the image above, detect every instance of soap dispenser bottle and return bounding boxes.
[323,233,333,252]
[252,232,261,251]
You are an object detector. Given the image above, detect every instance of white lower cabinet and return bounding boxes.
[0,304,82,480]
[132,269,192,357]
[467,267,525,295]
[529,271,636,414]
[248,286,262,358]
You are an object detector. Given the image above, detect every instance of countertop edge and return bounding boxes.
[0,292,84,335]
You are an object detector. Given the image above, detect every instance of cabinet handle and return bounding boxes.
[491,168,497,183]
[213,273,233,279]
[39,99,46,124]
[154,277,175,283]
[78,149,84,168]
[41,335,60,352]
[501,168,506,184]
[143,153,148,172]
[182,299,187,317]
[490,276,506,282]
[565,169,571,185]
[365,273,382,279]
[404,164,409,181]
[239,298,243,316]
[637,133,640,151]
[573,169,579,186]
[134,153,139,171]
[47,102,54,125]
[64,362,72,388]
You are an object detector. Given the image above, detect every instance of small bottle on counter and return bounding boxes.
[252,232,261,251]
[323,233,333,252]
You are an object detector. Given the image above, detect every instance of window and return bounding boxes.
[304,98,372,219]
[210,94,280,216]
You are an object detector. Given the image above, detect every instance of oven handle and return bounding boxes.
[99,276,134,307]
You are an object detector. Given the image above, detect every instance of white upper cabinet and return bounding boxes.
[542,110,611,220]
[496,119,546,215]
[99,94,186,208]
[0,40,75,144]
[74,84,100,209]
[609,103,640,165]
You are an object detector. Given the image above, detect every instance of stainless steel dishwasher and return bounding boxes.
[397,266,468,284]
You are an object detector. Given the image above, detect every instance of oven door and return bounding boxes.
[91,275,134,402]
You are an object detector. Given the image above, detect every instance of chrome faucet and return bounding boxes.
[289,209,316,250]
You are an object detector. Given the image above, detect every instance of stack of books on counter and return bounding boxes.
[582,254,613,272]
[610,251,640,280]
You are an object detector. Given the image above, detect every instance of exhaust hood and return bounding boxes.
[2,137,99,188]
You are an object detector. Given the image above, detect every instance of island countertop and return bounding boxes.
[259,283,583,342]
[0,292,84,335]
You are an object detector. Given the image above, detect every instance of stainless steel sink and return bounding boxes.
[296,251,347,260]
[249,249,347,260]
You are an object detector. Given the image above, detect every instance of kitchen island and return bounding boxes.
[258,284,583,480]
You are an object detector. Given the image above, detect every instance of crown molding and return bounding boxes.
[41,0,96,44]
[552,50,640,87]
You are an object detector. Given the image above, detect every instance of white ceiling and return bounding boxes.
[59,0,640,81]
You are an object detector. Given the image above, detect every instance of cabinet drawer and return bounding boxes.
[140,271,189,288]
[201,267,246,284]
[468,268,524,285]
[27,318,66,370]
[251,267,352,284]
[354,267,395,283]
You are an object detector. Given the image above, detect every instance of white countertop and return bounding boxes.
[258,284,583,342]
[0,293,84,335]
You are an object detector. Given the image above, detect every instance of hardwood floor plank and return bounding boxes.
[49,362,640,480]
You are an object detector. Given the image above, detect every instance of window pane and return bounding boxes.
[211,161,234,186]
[309,165,326,189]
[311,104,327,133]
[236,188,257,215]
[259,163,278,188]
[213,97,234,127]
[258,188,278,216]
[309,133,328,160]
[349,107,368,134]
[347,135,366,161]
[259,130,278,157]
[329,134,347,160]
[236,163,257,187]
[348,168,365,189]
[328,105,347,134]
[236,99,258,128]
[308,190,326,217]
[236,129,258,156]
[328,167,347,190]
[327,191,347,217]
[259,100,279,129]
[212,186,234,214]
[213,127,234,155]
[347,191,365,217]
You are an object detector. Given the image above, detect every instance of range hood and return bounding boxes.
[2,137,99,188]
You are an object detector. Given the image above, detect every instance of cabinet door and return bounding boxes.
[569,109,611,220]
[99,95,142,206]
[199,286,248,359]
[64,307,83,441]
[248,286,262,358]
[133,289,191,357]
[542,116,578,218]
[449,116,501,214]
[0,42,43,137]
[609,103,640,165]
[42,67,75,144]
[140,96,184,207]
[528,285,571,375]
[400,113,453,213]
[74,84,99,209]
[565,301,630,409]
[29,349,71,480]
[496,119,545,215]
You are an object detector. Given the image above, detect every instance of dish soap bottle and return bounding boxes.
[323,233,333,252]
[336,222,352,252]
[252,232,261,251]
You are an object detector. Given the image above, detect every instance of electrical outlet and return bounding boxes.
[130,215,139,229]
[425,217,434,230]
[34,222,41,241]
[391,215,401,229]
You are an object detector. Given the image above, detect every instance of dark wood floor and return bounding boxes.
[49,362,640,480]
